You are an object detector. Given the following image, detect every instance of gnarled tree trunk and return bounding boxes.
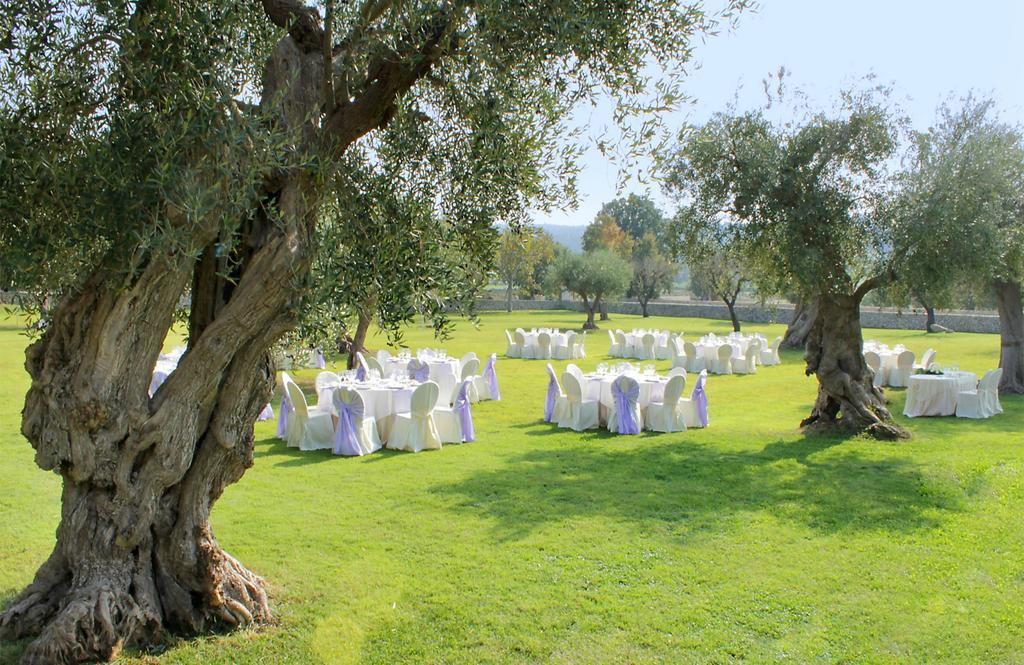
[723,297,741,332]
[599,300,609,321]
[581,295,598,330]
[782,296,818,349]
[994,279,1024,394]
[800,292,908,440]
[347,310,374,370]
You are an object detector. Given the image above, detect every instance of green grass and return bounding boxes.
[1,310,1023,664]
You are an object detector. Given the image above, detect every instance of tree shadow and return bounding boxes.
[431,431,964,543]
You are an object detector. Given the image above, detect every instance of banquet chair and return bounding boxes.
[684,341,704,373]
[889,351,915,388]
[459,357,481,404]
[505,330,521,358]
[956,369,1002,419]
[386,381,442,452]
[576,330,587,359]
[915,348,937,371]
[365,356,385,378]
[864,351,885,388]
[354,352,372,380]
[331,388,382,456]
[285,382,335,451]
[436,379,476,443]
[407,358,431,382]
[607,375,643,435]
[607,330,622,357]
[376,349,392,366]
[615,331,631,359]
[537,332,552,360]
[670,338,687,370]
[711,345,733,375]
[277,371,298,440]
[544,363,570,424]
[555,332,575,360]
[516,330,534,359]
[667,367,688,381]
[558,372,599,431]
[644,374,687,433]
[315,371,342,410]
[761,336,782,366]
[641,333,657,361]
[679,370,710,428]
[655,334,673,361]
[732,344,758,375]
[474,353,501,401]
[460,352,478,369]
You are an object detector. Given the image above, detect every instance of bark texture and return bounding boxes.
[994,279,1024,394]
[4,4,451,659]
[781,296,818,349]
[347,311,374,370]
[800,293,908,440]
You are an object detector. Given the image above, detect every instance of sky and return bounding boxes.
[532,0,1024,227]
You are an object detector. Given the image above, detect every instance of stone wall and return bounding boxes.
[476,298,1001,334]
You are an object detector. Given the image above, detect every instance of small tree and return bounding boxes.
[895,97,1024,393]
[670,213,748,330]
[547,251,632,328]
[664,84,908,438]
[630,233,676,317]
[496,228,560,311]
[582,212,635,258]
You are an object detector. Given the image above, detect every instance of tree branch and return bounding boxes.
[260,0,324,53]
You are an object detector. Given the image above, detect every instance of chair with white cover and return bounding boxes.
[285,382,335,451]
[669,337,687,370]
[641,333,656,361]
[565,363,586,387]
[505,330,521,358]
[915,348,937,371]
[365,355,385,378]
[558,371,599,431]
[956,369,1003,419]
[315,371,342,410]
[655,334,673,360]
[731,344,757,375]
[474,353,501,401]
[376,349,392,366]
[460,351,478,369]
[575,331,587,359]
[276,371,298,440]
[331,388,382,456]
[436,378,476,443]
[684,341,704,373]
[888,351,915,388]
[458,357,481,404]
[386,381,442,452]
[516,330,534,359]
[536,332,552,360]
[555,331,575,360]
[864,351,886,388]
[354,351,372,381]
[761,336,782,366]
[644,374,687,433]
[543,363,569,424]
[607,330,622,357]
[407,358,431,382]
[607,375,644,435]
[711,345,734,375]
[615,331,631,358]
[679,370,710,428]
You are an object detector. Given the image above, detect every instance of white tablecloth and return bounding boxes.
[694,342,741,364]
[582,373,669,409]
[321,381,416,420]
[522,331,568,353]
[903,372,977,417]
[385,357,460,395]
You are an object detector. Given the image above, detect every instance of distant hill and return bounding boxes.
[537,224,585,253]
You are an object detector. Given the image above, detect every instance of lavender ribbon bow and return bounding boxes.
[276,392,292,438]
[611,377,641,434]
[483,354,501,400]
[453,382,475,442]
[355,354,367,382]
[315,349,326,369]
[693,370,709,427]
[408,360,430,382]
[544,371,559,422]
[258,403,274,421]
[332,390,364,455]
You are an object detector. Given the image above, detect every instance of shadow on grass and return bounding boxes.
[432,431,963,542]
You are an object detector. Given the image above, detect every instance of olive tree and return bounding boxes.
[630,233,676,317]
[664,87,909,438]
[496,228,561,311]
[0,0,748,661]
[669,211,749,331]
[895,97,1024,393]
[546,251,633,329]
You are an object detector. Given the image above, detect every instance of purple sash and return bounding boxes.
[453,382,475,442]
[408,359,430,382]
[315,349,326,369]
[611,377,641,434]
[276,392,291,438]
[544,372,559,422]
[483,354,501,400]
[258,403,274,421]
[355,353,368,382]
[693,370,709,427]
[332,390,364,456]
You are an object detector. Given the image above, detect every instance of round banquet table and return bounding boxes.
[903,372,977,417]
[694,342,741,364]
[522,331,568,353]
[582,373,669,410]
[385,357,460,396]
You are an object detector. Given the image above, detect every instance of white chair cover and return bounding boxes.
[376,349,392,366]
[864,351,885,388]
[641,333,656,361]
[537,332,552,360]
[956,368,1002,419]
[386,381,442,452]
[331,388,382,456]
[684,341,704,373]
[459,357,481,403]
[761,336,782,366]
[889,351,915,388]
[314,371,342,411]
[608,329,622,357]
[558,371,599,431]
[680,370,710,428]
[712,344,733,375]
[544,363,569,424]
[436,378,476,443]
[285,382,335,451]
[607,375,643,435]
[732,345,757,375]
[644,374,687,433]
[516,330,534,359]
[505,330,521,358]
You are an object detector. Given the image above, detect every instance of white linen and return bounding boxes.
[903,372,978,417]
[384,356,460,401]
[581,373,669,410]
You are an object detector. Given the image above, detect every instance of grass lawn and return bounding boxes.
[1,309,1023,664]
